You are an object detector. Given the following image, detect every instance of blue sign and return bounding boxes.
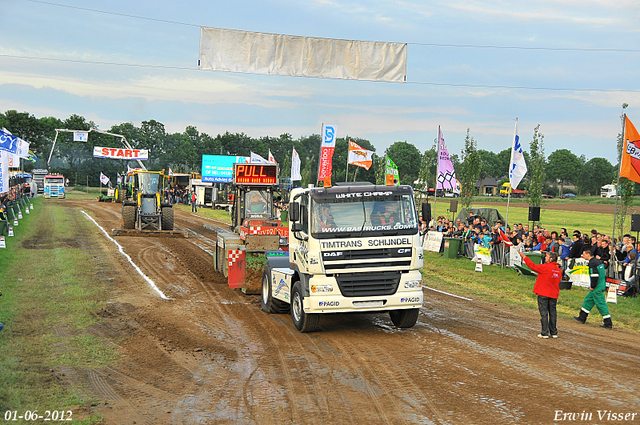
[201,155,249,183]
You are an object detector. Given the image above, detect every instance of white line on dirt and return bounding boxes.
[80,210,172,300]
[423,286,473,301]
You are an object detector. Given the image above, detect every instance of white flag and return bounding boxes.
[100,172,110,185]
[0,150,8,193]
[168,168,173,176]
[509,118,527,189]
[251,152,269,163]
[17,138,29,158]
[268,150,277,164]
[74,131,89,142]
[291,148,301,181]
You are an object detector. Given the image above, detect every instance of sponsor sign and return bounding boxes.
[423,231,443,253]
[8,226,13,237]
[0,236,5,248]
[93,146,149,160]
[318,124,336,180]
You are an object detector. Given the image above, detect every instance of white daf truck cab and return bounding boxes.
[261,183,427,332]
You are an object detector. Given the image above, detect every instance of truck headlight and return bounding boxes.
[311,285,334,293]
[404,280,422,289]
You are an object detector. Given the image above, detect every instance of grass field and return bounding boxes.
[428,198,618,236]
[0,197,108,424]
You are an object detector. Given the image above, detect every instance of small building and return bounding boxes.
[476,177,500,196]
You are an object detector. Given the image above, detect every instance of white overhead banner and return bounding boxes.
[198,27,408,83]
[93,146,148,160]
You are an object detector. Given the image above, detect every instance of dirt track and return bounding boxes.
[37,199,640,424]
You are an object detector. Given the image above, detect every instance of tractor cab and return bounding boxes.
[231,163,288,250]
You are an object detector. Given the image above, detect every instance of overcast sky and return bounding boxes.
[1,0,639,164]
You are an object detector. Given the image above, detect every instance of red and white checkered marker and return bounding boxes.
[227,248,245,289]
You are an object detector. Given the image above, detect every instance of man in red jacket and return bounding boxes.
[519,250,562,339]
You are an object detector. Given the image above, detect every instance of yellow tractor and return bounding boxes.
[120,170,174,231]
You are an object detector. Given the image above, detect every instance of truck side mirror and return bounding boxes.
[289,202,300,222]
[422,202,432,224]
[291,222,302,232]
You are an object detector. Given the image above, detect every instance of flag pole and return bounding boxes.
[345,138,349,182]
[506,118,518,229]
[433,126,439,223]
[612,113,626,241]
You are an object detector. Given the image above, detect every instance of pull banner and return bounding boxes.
[93,146,148,160]
[318,124,337,180]
[199,27,408,83]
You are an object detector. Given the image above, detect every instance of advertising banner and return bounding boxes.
[318,124,337,180]
[202,155,249,183]
[93,146,149,160]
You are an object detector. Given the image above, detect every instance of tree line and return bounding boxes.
[0,109,621,198]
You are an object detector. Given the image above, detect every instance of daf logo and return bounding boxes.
[323,252,342,257]
[397,248,411,254]
[319,301,340,307]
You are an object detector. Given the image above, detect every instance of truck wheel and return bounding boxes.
[261,266,289,314]
[161,207,174,230]
[291,281,319,332]
[389,308,419,328]
[122,205,136,229]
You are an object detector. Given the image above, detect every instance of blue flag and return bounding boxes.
[0,129,18,154]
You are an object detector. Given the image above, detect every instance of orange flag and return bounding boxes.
[620,116,640,184]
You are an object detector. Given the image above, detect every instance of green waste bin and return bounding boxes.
[525,251,543,265]
[443,237,462,259]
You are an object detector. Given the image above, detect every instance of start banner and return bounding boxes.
[93,146,148,160]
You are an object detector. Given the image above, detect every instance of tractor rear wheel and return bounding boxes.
[161,206,174,230]
[115,185,125,202]
[122,205,136,229]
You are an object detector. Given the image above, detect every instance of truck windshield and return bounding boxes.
[45,178,64,185]
[311,194,418,238]
[139,173,160,195]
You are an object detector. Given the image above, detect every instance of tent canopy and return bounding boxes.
[455,207,505,227]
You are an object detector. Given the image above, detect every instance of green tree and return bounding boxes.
[458,129,480,209]
[580,157,615,196]
[527,125,546,207]
[477,149,499,180]
[546,149,582,196]
[415,141,437,192]
[385,141,422,185]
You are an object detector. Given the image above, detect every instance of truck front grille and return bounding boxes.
[322,248,412,272]
[335,271,400,297]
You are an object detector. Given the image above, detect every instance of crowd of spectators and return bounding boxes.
[165,186,189,204]
[421,211,639,284]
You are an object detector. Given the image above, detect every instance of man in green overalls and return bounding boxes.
[574,247,613,329]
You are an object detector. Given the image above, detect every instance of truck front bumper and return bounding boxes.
[304,270,423,314]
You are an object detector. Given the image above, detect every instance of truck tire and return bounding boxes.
[389,308,419,328]
[261,265,289,314]
[122,204,136,229]
[291,281,319,333]
[161,206,174,230]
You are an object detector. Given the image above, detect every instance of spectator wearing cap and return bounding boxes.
[519,250,562,338]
